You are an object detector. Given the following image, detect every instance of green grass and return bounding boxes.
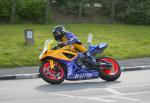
[0,24,150,67]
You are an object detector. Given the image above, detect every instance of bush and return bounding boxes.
[114,0,150,24]
[17,1,47,23]
[59,0,80,15]
[100,0,113,15]
[0,0,52,23]
[0,0,11,22]
[0,0,149,24]
[55,0,102,17]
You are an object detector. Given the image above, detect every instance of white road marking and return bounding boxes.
[90,97,116,102]
[123,65,150,69]
[47,90,150,103]
[111,83,150,89]
[45,83,150,103]
[50,92,116,102]
[98,90,150,98]
[113,96,139,101]
[105,88,139,102]
[105,88,123,95]
[124,90,150,96]
[64,83,150,92]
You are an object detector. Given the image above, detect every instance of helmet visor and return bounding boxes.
[53,31,63,41]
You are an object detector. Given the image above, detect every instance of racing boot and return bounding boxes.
[84,51,99,67]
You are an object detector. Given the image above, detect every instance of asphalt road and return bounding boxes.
[0,70,150,103]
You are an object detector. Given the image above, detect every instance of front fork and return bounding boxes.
[46,60,55,69]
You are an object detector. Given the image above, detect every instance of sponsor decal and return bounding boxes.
[69,73,94,79]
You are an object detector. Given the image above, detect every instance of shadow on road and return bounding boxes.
[35,80,121,92]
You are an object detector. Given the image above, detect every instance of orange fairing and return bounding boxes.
[40,48,77,62]
[40,39,78,61]
[43,49,77,61]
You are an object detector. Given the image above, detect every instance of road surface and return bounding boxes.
[0,70,150,103]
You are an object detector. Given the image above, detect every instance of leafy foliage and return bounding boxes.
[53,0,150,24]
[16,1,47,23]
[0,0,50,23]
[54,0,102,16]
[114,0,150,24]
[0,0,150,24]
[0,0,11,21]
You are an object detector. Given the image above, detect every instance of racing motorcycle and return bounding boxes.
[39,34,121,84]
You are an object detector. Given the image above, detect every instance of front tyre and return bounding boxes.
[97,57,121,81]
[39,61,66,84]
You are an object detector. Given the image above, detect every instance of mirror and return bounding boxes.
[87,33,92,44]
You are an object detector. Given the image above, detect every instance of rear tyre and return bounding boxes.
[39,61,66,84]
[97,57,121,81]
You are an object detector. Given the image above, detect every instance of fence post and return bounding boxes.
[11,0,16,23]
[79,2,83,19]
[45,0,50,24]
[111,0,116,23]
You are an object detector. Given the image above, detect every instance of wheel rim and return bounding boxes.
[99,58,119,75]
[42,62,64,80]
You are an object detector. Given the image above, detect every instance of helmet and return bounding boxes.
[52,25,66,41]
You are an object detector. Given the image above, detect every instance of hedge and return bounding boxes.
[0,0,150,24]
[53,0,150,24]
[0,0,51,23]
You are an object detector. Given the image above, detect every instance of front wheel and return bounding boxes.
[39,61,66,84]
[97,57,121,81]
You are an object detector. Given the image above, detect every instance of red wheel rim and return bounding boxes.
[42,62,64,80]
[98,58,119,75]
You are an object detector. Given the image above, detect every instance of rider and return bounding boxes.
[52,25,96,65]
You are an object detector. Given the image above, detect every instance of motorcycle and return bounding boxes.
[39,34,121,84]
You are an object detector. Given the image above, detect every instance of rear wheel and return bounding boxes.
[97,57,121,81]
[39,61,66,84]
